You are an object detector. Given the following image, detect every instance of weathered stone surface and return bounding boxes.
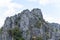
[0,8,60,40]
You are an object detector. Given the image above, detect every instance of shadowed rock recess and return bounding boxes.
[0,8,60,40]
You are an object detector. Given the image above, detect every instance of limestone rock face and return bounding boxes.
[0,8,60,40]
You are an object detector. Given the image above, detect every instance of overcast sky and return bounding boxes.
[0,0,60,28]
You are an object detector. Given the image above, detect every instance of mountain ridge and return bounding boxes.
[0,8,60,40]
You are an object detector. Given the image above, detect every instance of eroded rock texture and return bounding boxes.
[0,8,60,40]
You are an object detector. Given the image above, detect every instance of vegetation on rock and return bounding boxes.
[8,27,24,40]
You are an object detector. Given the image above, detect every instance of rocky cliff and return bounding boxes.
[0,8,60,40]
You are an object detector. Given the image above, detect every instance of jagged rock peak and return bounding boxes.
[31,8,41,11]
[1,8,44,40]
[1,8,60,40]
[5,8,43,20]
[31,8,43,18]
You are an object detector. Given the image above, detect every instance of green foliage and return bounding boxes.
[15,17,21,25]
[8,27,24,40]
[26,30,30,35]
[35,21,42,28]
[0,28,2,34]
[0,29,2,33]
[46,32,50,39]
[56,29,58,32]
[37,36,43,40]
[32,36,43,40]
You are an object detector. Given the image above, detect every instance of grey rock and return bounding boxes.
[0,8,60,40]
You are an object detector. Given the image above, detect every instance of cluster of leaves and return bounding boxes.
[0,29,2,33]
[45,32,50,39]
[0,27,3,34]
[35,21,42,28]
[36,36,43,40]
[31,36,43,40]
[8,27,24,40]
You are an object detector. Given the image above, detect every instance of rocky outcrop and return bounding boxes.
[0,8,60,40]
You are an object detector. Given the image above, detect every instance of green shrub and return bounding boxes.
[0,28,2,34]
[37,36,43,40]
[8,27,24,40]
[35,21,42,28]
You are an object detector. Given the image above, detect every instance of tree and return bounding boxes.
[8,27,24,40]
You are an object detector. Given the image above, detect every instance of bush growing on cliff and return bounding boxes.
[0,27,3,34]
[8,27,24,40]
[37,36,43,40]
